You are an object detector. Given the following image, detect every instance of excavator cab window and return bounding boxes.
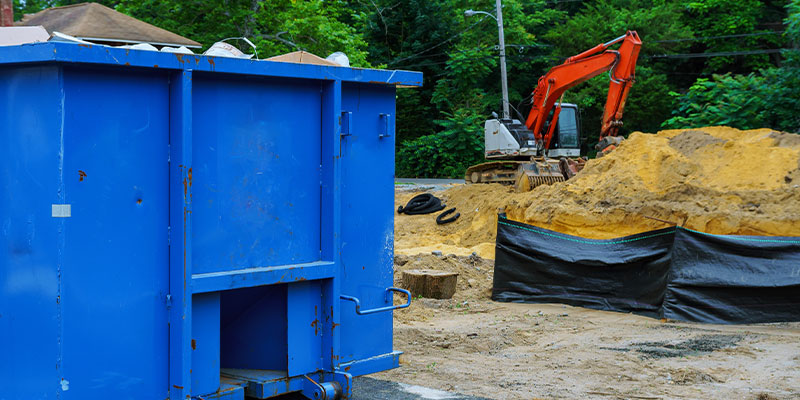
[556,105,580,149]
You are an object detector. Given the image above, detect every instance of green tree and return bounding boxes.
[430,45,497,114]
[544,0,692,151]
[117,0,371,65]
[787,0,800,42]
[12,1,370,66]
[355,0,460,144]
[545,0,693,56]
[391,0,567,176]
[662,0,800,133]
[13,0,50,20]
[396,109,485,178]
[661,71,799,132]
[677,0,787,73]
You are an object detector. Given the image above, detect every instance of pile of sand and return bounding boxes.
[394,127,800,257]
[506,127,800,238]
[395,184,526,259]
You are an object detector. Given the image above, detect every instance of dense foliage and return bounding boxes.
[396,110,486,179]
[13,0,799,177]
[663,1,800,133]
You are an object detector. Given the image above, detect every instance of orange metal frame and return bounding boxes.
[525,31,642,149]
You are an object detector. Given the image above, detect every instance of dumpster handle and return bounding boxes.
[378,113,392,139]
[341,111,353,137]
[340,287,411,315]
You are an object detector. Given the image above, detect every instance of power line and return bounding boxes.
[648,48,788,59]
[404,46,787,69]
[503,43,552,49]
[385,14,492,66]
[399,31,784,68]
[422,47,789,78]
[394,45,498,69]
[652,31,784,43]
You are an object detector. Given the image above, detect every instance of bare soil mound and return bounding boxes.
[395,184,525,258]
[394,127,800,256]
[506,126,800,238]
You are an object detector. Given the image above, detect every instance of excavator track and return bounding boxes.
[465,158,579,192]
[464,161,522,185]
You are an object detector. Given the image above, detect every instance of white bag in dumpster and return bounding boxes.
[326,52,350,67]
[118,42,158,51]
[160,45,194,54]
[203,39,255,59]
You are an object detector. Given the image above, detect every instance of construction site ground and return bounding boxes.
[383,188,800,399]
[377,293,799,400]
[382,127,800,400]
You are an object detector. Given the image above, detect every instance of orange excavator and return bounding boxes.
[465,31,642,191]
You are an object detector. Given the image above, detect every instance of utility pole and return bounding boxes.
[464,2,510,120]
[495,0,510,119]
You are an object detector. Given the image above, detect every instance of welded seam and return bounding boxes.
[56,66,66,399]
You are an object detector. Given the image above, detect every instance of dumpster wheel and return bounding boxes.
[303,375,342,400]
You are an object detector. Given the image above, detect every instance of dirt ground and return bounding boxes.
[376,300,800,400]
[394,183,517,259]
[386,180,800,400]
[394,127,800,262]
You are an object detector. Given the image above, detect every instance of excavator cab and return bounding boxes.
[483,103,581,160]
[548,104,581,158]
[465,103,583,188]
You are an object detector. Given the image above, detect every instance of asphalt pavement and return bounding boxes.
[263,377,489,400]
[395,178,464,185]
[352,377,489,400]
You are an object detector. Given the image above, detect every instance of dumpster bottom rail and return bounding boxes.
[220,369,353,400]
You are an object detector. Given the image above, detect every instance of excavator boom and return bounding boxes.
[525,31,642,149]
[465,31,642,191]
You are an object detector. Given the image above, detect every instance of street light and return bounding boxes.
[464,9,493,18]
[465,1,510,120]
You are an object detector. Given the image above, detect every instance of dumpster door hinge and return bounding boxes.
[165,294,172,309]
[167,225,171,245]
[340,111,352,138]
[167,144,171,162]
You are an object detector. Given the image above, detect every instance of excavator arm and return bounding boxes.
[525,31,642,150]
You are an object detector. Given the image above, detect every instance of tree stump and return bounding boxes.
[401,269,458,299]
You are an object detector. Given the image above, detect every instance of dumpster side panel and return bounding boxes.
[0,66,62,400]
[339,83,397,366]
[0,44,422,400]
[192,292,221,396]
[59,67,170,399]
[191,75,323,274]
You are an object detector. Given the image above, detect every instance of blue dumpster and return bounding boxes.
[0,42,421,400]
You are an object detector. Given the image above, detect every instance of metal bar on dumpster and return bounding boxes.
[378,113,392,139]
[168,69,193,400]
[321,79,344,372]
[340,287,411,315]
